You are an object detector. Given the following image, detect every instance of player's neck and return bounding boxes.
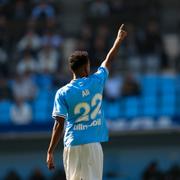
[73,75,84,80]
[73,73,87,80]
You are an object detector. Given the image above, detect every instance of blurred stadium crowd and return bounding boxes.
[0,0,180,129]
[0,0,180,180]
[3,168,66,180]
[3,162,180,180]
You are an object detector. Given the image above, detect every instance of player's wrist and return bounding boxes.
[47,149,54,154]
[116,36,124,41]
[113,37,123,47]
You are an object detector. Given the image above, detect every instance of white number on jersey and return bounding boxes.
[74,93,102,123]
[74,102,90,123]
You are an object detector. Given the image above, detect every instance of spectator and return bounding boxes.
[136,20,163,56]
[29,168,46,180]
[0,76,12,100]
[41,30,63,49]
[121,73,141,97]
[105,72,122,101]
[37,44,59,73]
[31,0,55,20]
[17,50,37,74]
[89,0,110,17]
[17,29,41,52]
[12,72,37,101]
[145,20,163,54]
[142,161,164,180]
[163,34,180,61]
[10,97,32,125]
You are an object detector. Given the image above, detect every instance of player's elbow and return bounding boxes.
[101,60,110,71]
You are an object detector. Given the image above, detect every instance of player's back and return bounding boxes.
[65,74,104,120]
[53,66,109,147]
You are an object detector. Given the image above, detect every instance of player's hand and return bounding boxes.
[117,24,127,41]
[46,152,55,170]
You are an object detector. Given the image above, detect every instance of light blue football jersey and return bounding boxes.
[52,66,109,147]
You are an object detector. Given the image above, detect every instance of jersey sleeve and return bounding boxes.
[52,90,67,119]
[94,66,109,85]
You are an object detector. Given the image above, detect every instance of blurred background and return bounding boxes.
[0,0,180,179]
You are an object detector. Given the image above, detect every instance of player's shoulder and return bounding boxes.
[97,66,109,75]
[91,66,109,79]
[56,83,71,96]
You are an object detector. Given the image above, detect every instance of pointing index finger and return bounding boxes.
[120,24,124,30]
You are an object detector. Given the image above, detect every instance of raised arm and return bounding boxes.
[101,24,127,70]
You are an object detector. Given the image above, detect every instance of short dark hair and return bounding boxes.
[68,51,89,72]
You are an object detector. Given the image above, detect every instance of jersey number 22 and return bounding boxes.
[74,93,102,123]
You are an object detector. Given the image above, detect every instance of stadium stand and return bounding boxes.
[0,0,180,179]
